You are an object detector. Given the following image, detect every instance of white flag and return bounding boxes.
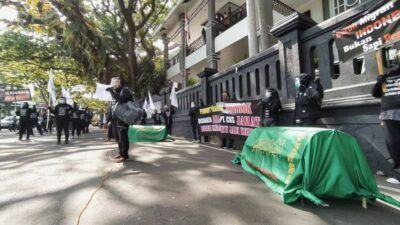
[61,85,73,105]
[148,91,155,110]
[170,85,178,108]
[142,98,148,113]
[47,69,57,105]
[94,83,112,101]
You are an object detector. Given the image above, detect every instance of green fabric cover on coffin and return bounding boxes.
[128,125,168,143]
[233,127,400,207]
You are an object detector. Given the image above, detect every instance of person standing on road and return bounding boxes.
[16,102,32,141]
[79,106,87,134]
[293,73,324,126]
[261,88,282,127]
[162,105,175,135]
[152,110,162,125]
[221,91,234,150]
[31,105,44,136]
[106,77,133,163]
[372,57,400,184]
[85,108,93,133]
[188,101,199,143]
[71,102,81,139]
[49,97,72,144]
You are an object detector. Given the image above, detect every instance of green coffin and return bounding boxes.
[233,127,400,207]
[128,125,167,143]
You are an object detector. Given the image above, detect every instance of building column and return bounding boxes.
[162,33,169,76]
[179,13,187,88]
[246,0,258,57]
[255,0,274,51]
[206,0,218,70]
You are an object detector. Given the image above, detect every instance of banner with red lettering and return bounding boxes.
[333,0,400,62]
[198,101,262,138]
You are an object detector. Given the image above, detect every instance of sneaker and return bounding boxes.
[64,140,69,144]
[195,140,200,143]
[18,138,22,141]
[113,155,122,159]
[222,147,227,150]
[386,178,400,184]
[57,141,61,145]
[115,157,128,163]
[191,140,196,143]
[228,148,234,150]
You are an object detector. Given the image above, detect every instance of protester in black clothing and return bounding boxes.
[106,77,133,163]
[16,102,32,140]
[49,97,72,144]
[152,110,162,125]
[162,105,175,135]
[372,62,400,184]
[293,73,324,126]
[105,110,114,142]
[221,91,234,149]
[85,108,93,133]
[140,111,147,125]
[188,101,199,143]
[71,102,81,138]
[262,88,282,127]
[30,105,44,135]
[79,107,87,134]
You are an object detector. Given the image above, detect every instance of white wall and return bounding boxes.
[167,62,180,80]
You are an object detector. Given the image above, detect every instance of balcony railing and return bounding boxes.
[188,36,205,55]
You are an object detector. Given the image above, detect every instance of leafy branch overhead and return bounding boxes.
[0,0,175,99]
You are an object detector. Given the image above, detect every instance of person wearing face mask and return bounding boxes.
[30,105,44,136]
[162,105,175,135]
[49,97,73,144]
[16,102,32,140]
[221,91,234,150]
[106,77,133,163]
[71,102,81,139]
[372,50,400,184]
[188,101,200,143]
[262,88,282,127]
[293,73,324,126]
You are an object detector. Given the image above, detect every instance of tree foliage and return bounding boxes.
[0,0,174,98]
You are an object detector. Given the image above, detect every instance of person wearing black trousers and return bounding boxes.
[49,97,72,144]
[162,105,175,135]
[261,88,282,127]
[71,102,81,139]
[79,107,87,134]
[188,101,199,143]
[293,73,324,127]
[372,62,400,184]
[221,91,234,150]
[30,105,44,136]
[16,102,32,140]
[106,77,133,163]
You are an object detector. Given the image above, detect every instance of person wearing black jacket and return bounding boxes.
[262,88,282,127]
[31,105,44,136]
[188,101,199,143]
[293,73,324,126]
[372,64,400,184]
[152,110,162,125]
[79,107,87,134]
[49,97,72,144]
[71,102,81,139]
[106,77,133,163]
[221,91,234,149]
[16,102,32,140]
[162,105,175,135]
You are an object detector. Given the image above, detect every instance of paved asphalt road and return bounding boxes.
[0,128,399,225]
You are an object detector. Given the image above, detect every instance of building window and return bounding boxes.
[382,44,400,69]
[220,83,223,101]
[239,75,243,99]
[276,61,282,90]
[255,69,260,95]
[310,46,319,77]
[226,80,230,94]
[232,77,235,95]
[265,65,270,88]
[329,40,340,79]
[215,84,218,102]
[353,56,365,75]
[246,72,251,97]
[331,0,361,16]
[210,86,213,103]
